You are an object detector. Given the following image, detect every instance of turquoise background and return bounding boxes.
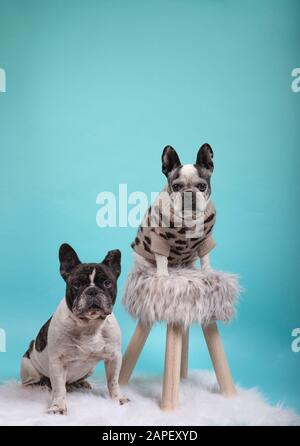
[0,0,300,415]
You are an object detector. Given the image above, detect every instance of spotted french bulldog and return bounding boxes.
[131,143,216,275]
[21,244,128,415]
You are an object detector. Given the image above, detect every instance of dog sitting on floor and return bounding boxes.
[21,244,128,414]
[131,143,216,275]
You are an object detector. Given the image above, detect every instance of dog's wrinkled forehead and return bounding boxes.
[70,263,114,285]
[169,164,204,186]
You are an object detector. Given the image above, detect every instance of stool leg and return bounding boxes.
[119,321,151,385]
[180,328,189,379]
[202,322,237,396]
[161,323,183,411]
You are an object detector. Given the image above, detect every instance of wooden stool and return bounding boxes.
[119,255,240,411]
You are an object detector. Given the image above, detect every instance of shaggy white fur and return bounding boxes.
[123,255,240,328]
[0,372,299,426]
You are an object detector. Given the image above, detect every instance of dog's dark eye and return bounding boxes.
[103,280,112,289]
[197,182,207,192]
[72,282,81,291]
[172,184,182,192]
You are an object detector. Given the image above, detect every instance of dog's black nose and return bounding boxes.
[90,301,101,310]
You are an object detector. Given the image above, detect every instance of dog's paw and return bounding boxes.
[119,397,130,405]
[47,403,67,415]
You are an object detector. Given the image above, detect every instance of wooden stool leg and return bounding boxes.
[119,321,151,385]
[202,322,237,396]
[180,328,189,379]
[161,324,183,411]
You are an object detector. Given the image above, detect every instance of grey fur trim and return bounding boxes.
[122,254,241,328]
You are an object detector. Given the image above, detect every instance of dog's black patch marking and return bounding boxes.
[35,317,52,353]
[204,213,215,224]
[191,240,202,249]
[143,241,151,254]
[166,232,176,239]
[131,237,141,249]
[182,255,194,262]
[23,340,34,359]
[66,379,92,392]
[206,225,213,235]
[171,247,185,253]
[175,239,187,245]
[34,375,91,392]
[37,375,52,389]
[158,231,168,240]
[144,236,151,245]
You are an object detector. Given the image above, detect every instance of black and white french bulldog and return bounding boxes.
[21,244,128,415]
[131,144,216,275]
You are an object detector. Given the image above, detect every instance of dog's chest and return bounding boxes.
[50,301,120,364]
[57,331,112,384]
[60,330,113,364]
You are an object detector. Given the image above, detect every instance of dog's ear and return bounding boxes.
[59,243,81,281]
[102,249,121,278]
[162,145,181,177]
[196,143,214,173]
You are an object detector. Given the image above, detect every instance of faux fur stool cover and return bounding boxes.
[123,254,240,328]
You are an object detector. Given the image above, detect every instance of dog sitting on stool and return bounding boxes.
[21,244,128,414]
[121,144,238,409]
[131,143,216,275]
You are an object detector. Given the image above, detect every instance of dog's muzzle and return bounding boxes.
[181,190,198,212]
[173,190,207,216]
[73,289,112,320]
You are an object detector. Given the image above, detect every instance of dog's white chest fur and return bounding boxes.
[30,299,121,383]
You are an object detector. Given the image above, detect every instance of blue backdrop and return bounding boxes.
[0,0,299,414]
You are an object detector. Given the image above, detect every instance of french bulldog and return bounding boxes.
[131,143,216,275]
[21,243,128,414]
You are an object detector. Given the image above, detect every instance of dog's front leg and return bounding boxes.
[155,253,169,277]
[200,253,211,272]
[105,353,129,405]
[48,359,67,415]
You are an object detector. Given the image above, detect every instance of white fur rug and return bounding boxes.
[0,371,299,426]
